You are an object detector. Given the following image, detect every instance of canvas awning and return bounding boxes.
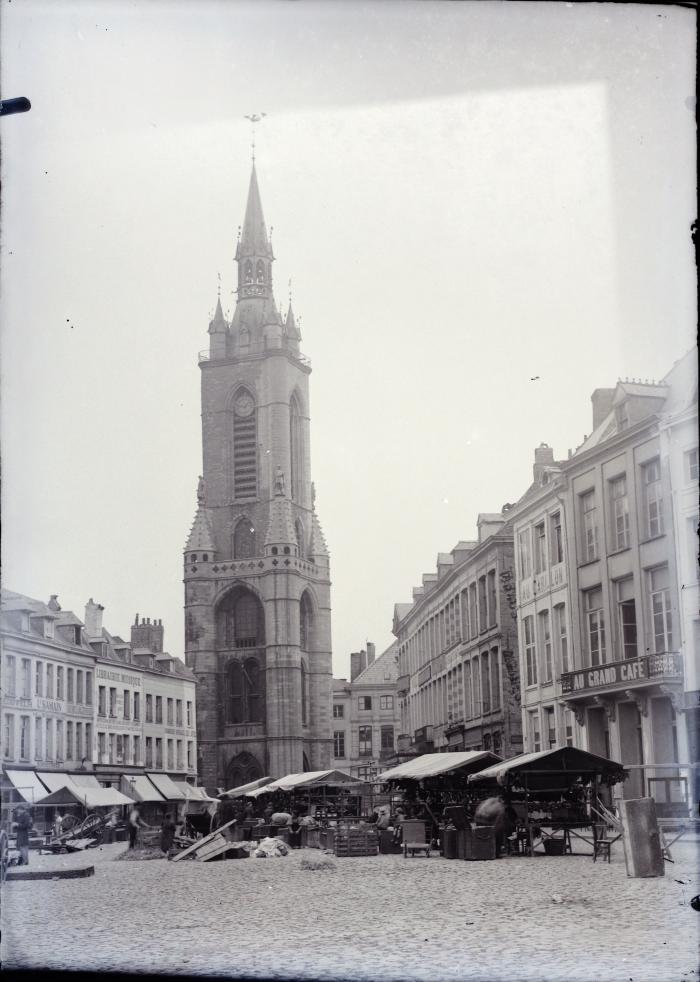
[146,772,187,801]
[467,746,627,789]
[220,776,273,798]
[376,751,503,783]
[35,772,134,808]
[174,781,217,803]
[5,770,50,804]
[121,774,166,803]
[244,770,361,796]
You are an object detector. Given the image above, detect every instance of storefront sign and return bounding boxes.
[96,669,141,687]
[561,657,648,695]
[37,697,65,713]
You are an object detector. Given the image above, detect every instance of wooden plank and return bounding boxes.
[171,819,237,863]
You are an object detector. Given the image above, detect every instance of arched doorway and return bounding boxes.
[225,751,263,791]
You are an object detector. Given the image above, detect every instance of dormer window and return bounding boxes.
[73,626,82,646]
[44,619,55,640]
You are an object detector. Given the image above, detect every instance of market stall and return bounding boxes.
[245,770,368,820]
[466,746,627,856]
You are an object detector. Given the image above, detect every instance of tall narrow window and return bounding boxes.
[554,603,569,674]
[581,491,599,562]
[358,726,372,756]
[301,662,308,725]
[585,587,606,666]
[4,715,14,760]
[21,659,30,699]
[550,511,563,565]
[529,711,541,753]
[539,609,552,682]
[233,519,256,559]
[524,616,537,686]
[245,658,263,722]
[544,706,556,749]
[300,592,313,651]
[469,584,478,638]
[232,388,257,499]
[333,731,345,758]
[610,475,630,550]
[642,459,664,538]
[227,662,244,724]
[518,529,532,579]
[649,567,673,653]
[487,570,497,626]
[289,394,303,503]
[295,518,306,559]
[490,649,500,710]
[534,522,547,574]
[35,717,43,760]
[616,577,637,659]
[481,652,491,714]
[5,656,16,698]
[478,577,487,631]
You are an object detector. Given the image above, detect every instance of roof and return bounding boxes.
[377,751,502,783]
[237,164,273,260]
[246,770,360,796]
[264,494,297,547]
[467,746,626,786]
[352,642,399,685]
[35,772,134,807]
[184,505,216,553]
[174,781,217,803]
[220,776,273,798]
[146,772,187,801]
[5,769,50,803]
[121,774,166,803]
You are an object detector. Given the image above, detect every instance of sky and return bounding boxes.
[1,1,696,680]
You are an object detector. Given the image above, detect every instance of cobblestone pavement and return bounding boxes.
[2,839,698,981]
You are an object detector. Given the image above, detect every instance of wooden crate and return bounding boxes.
[333,828,378,858]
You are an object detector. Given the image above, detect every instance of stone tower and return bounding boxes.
[184,163,333,793]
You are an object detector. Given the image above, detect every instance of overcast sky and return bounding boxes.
[1,1,696,680]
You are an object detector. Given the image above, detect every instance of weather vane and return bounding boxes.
[244,113,267,162]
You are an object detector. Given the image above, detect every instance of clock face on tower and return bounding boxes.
[234,393,255,418]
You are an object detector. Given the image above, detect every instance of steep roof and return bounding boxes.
[352,642,399,685]
[237,164,273,260]
[184,505,216,554]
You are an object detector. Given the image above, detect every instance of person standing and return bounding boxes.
[128,803,143,849]
[15,807,32,866]
[160,815,176,858]
[53,811,64,840]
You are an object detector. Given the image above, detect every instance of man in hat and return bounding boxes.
[15,806,32,866]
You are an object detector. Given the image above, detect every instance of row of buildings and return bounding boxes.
[392,348,698,809]
[1,591,197,802]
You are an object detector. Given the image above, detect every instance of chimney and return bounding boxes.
[130,615,164,654]
[366,642,376,665]
[591,388,615,430]
[47,595,61,611]
[350,649,368,682]
[84,598,105,639]
[532,443,555,484]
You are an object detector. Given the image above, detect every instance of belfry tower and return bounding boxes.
[184,160,332,792]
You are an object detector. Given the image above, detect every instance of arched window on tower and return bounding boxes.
[218,588,265,649]
[233,387,257,499]
[239,327,250,350]
[227,661,245,724]
[300,591,313,652]
[295,518,305,559]
[256,260,266,284]
[244,261,253,285]
[233,519,256,559]
[244,658,264,723]
[289,394,303,503]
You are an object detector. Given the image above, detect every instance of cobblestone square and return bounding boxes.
[2,840,698,980]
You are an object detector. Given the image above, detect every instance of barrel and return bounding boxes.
[442,823,458,860]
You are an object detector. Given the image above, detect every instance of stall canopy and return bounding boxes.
[245,770,362,797]
[120,774,166,803]
[377,752,502,783]
[146,772,187,801]
[35,772,134,807]
[174,781,217,803]
[467,746,627,791]
[5,769,50,803]
[220,776,273,798]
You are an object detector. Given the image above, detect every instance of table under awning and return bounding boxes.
[146,772,187,801]
[377,751,503,783]
[5,769,50,803]
[121,774,166,803]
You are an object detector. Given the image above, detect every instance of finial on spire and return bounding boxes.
[217,271,221,300]
[244,112,267,163]
[288,278,293,307]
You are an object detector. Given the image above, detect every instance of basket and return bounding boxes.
[464,826,496,861]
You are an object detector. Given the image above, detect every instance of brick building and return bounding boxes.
[184,162,332,792]
[331,642,401,782]
[392,515,523,758]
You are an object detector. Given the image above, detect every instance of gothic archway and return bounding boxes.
[233,517,256,559]
[225,751,263,791]
[217,585,265,649]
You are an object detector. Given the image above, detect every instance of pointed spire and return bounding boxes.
[237,165,273,261]
[208,293,227,335]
